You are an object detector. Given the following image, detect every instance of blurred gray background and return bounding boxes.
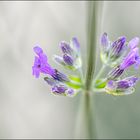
[0,1,140,139]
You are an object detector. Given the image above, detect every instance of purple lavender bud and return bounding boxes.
[52,85,67,94]
[63,54,74,66]
[120,47,140,69]
[107,66,124,80]
[101,32,109,48]
[106,76,139,95]
[44,77,57,86]
[66,88,74,96]
[110,36,126,57]
[53,55,66,66]
[59,41,73,55]
[53,69,70,82]
[72,37,80,49]
[33,46,43,56]
[117,80,130,89]
[128,37,139,49]
[123,76,139,87]
[106,80,116,90]
[115,76,138,91]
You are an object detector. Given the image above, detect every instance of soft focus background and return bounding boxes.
[0,1,140,139]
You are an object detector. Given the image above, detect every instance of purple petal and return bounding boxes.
[134,54,140,69]
[128,37,139,49]
[32,46,55,78]
[33,56,40,66]
[32,66,40,78]
[120,48,139,69]
[40,65,54,75]
[39,54,48,63]
[33,46,43,56]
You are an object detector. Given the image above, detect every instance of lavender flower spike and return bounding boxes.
[32,38,83,97]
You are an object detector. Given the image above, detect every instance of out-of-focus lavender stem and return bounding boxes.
[75,1,104,139]
[85,1,97,92]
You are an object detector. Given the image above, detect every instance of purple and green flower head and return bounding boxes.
[100,33,127,66]
[32,38,83,97]
[32,34,140,97]
[94,33,140,96]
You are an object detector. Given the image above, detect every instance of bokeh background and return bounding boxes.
[0,1,140,139]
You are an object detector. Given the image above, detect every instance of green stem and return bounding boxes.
[85,1,97,92]
[74,92,96,138]
[93,64,106,84]
[75,1,98,139]
[75,1,104,139]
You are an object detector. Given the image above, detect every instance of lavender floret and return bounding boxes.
[63,54,74,66]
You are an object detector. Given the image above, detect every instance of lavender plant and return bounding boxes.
[32,2,140,139]
[32,34,140,97]
[32,35,140,139]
